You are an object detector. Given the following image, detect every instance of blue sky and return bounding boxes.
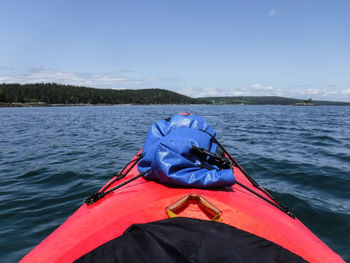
[1,0,350,101]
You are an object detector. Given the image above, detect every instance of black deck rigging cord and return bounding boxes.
[85,154,149,205]
[199,130,295,218]
[85,129,294,218]
[100,154,143,193]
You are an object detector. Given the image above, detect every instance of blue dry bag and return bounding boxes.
[138,114,235,188]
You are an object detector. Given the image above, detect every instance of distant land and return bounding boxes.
[199,96,350,106]
[0,83,198,106]
[1,83,350,106]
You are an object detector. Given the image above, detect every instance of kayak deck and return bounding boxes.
[21,153,344,263]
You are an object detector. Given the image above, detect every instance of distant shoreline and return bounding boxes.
[1,83,350,106]
[0,102,132,107]
[1,102,350,108]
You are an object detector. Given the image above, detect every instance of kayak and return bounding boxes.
[20,114,344,263]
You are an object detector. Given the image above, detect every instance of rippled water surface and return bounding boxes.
[0,105,349,262]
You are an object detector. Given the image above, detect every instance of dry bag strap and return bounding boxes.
[166,194,222,222]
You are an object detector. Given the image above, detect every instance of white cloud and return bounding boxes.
[0,69,154,88]
[176,83,350,102]
[250,83,275,91]
[1,69,349,101]
[304,88,320,95]
[268,9,277,16]
[179,83,279,98]
[341,88,350,95]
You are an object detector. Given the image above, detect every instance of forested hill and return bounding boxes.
[1,83,349,106]
[199,96,350,106]
[0,83,199,105]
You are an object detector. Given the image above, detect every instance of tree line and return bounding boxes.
[1,83,349,106]
[0,83,199,105]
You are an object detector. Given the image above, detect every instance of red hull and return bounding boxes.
[21,153,344,263]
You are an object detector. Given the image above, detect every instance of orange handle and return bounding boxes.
[166,194,222,222]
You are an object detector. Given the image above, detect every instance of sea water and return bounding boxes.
[0,105,349,262]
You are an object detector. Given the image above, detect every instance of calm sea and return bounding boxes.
[0,105,349,262]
